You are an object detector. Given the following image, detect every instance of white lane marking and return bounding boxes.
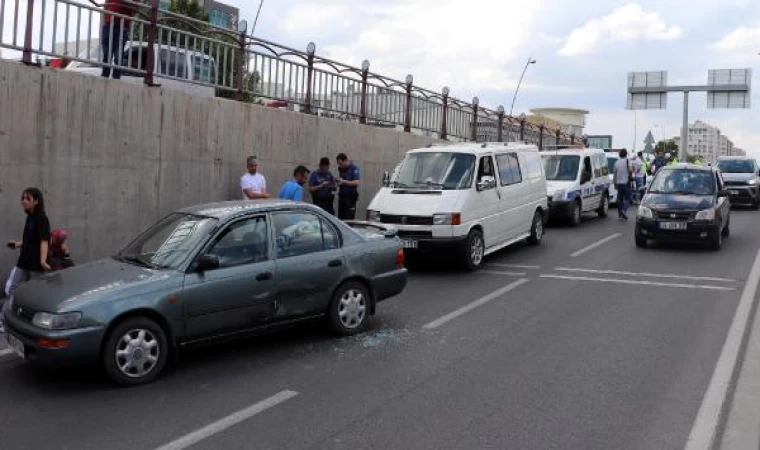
[0,349,14,358]
[553,267,737,283]
[154,390,298,450]
[684,249,760,450]
[569,233,622,258]
[539,274,735,292]
[479,271,528,277]
[489,264,541,270]
[423,279,529,330]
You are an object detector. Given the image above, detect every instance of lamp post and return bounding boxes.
[471,96,479,142]
[519,113,527,141]
[509,57,536,117]
[304,42,316,114]
[497,105,505,143]
[404,74,414,133]
[359,59,370,124]
[441,86,450,140]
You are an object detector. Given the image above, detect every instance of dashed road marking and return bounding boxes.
[539,274,735,291]
[480,271,528,277]
[489,264,541,270]
[553,267,737,283]
[569,233,622,258]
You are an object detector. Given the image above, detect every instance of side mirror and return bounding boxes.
[382,171,391,187]
[718,190,730,198]
[477,176,497,191]
[194,254,219,272]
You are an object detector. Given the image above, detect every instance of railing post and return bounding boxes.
[497,106,505,143]
[235,30,247,102]
[471,97,479,142]
[359,60,370,124]
[404,74,413,133]
[539,124,545,150]
[519,116,526,141]
[556,129,561,147]
[144,0,160,86]
[571,134,575,145]
[22,0,35,65]
[440,86,449,140]
[304,42,316,114]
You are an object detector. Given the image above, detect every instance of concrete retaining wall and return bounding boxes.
[0,61,436,280]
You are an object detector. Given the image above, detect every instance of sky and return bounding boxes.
[2,0,759,155]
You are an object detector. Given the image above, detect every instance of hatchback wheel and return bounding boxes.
[527,211,544,245]
[103,317,168,386]
[462,229,485,271]
[710,230,723,251]
[329,281,370,336]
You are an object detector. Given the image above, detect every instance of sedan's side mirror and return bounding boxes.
[718,190,730,198]
[382,171,391,187]
[477,176,497,191]
[195,254,220,272]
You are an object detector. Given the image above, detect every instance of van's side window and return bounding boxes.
[478,156,495,181]
[496,153,523,186]
[581,157,592,183]
[593,155,603,178]
[524,153,544,180]
[599,155,609,176]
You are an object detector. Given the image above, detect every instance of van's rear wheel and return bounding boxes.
[570,201,582,227]
[597,194,609,218]
[462,229,485,271]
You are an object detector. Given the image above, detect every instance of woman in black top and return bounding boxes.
[6,188,51,294]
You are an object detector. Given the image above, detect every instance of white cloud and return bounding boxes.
[559,3,682,57]
[710,27,760,51]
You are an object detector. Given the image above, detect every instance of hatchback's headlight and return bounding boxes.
[695,209,716,221]
[637,206,653,219]
[748,179,757,186]
[366,210,381,222]
[33,312,82,330]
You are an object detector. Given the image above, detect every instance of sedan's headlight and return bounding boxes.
[433,213,462,226]
[366,210,381,222]
[637,206,653,219]
[695,209,716,221]
[553,189,567,201]
[32,312,82,330]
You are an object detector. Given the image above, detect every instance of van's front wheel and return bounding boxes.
[461,230,485,272]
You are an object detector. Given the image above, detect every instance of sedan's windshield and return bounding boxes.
[118,213,218,270]
[649,170,715,196]
[541,155,580,181]
[716,159,755,174]
[393,152,476,190]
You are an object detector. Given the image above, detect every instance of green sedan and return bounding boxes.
[3,200,407,385]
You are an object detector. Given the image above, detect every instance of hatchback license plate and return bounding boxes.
[660,222,687,231]
[401,239,418,249]
[730,190,739,196]
[7,334,25,359]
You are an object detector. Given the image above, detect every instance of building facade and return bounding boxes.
[159,0,239,30]
[529,107,589,137]
[586,135,613,149]
[675,120,739,163]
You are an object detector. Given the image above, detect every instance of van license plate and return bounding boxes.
[660,222,687,231]
[401,239,418,249]
[7,334,25,359]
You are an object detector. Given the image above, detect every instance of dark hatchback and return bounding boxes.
[635,165,731,250]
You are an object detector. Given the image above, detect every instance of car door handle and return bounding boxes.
[256,271,273,281]
[328,259,343,268]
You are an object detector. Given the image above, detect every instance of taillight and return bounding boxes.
[396,248,405,268]
[451,213,462,226]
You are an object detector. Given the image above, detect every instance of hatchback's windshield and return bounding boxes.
[541,155,580,181]
[118,213,217,270]
[607,157,618,175]
[716,159,755,174]
[649,170,715,196]
[393,152,476,190]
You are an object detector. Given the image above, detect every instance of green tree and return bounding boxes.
[655,140,678,154]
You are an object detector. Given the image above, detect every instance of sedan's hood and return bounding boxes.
[643,194,714,211]
[721,172,755,183]
[368,188,464,215]
[13,258,178,312]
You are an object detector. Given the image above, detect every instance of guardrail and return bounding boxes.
[0,0,577,147]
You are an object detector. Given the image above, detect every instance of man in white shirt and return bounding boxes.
[241,156,270,200]
[612,149,633,221]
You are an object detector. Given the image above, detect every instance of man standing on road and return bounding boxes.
[336,153,361,220]
[241,156,270,200]
[652,151,667,175]
[89,0,132,79]
[309,157,336,215]
[632,152,644,204]
[279,166,310,201]
[613,149,633,221]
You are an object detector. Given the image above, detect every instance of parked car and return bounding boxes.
[365,142,548,271]
[715,156,760,209]
[635,165,730,250]
[3,200,407,385]
[541,147,610,225]
[66,41,217,98]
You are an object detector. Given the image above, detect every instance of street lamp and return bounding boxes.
[509,57,536,117]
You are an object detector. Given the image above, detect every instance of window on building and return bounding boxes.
[209,9,231,29]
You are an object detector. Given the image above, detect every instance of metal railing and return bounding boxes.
[0,0,577,147]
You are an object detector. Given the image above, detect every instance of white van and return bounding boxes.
[66,41,217,98]
[366,143,548,271]
[541,147,610,226]
[605,152,619,204]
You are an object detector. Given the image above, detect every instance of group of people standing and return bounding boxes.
[612,148,679,221]
[240,153,362,220]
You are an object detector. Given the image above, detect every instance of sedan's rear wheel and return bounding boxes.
[103,317,168,386]
[328,281,370,336]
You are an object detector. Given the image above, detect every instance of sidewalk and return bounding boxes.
[719,300,760,449]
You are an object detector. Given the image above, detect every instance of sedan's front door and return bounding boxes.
[270,212,346,320]
[182,215,277,340]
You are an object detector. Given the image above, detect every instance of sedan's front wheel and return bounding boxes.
[103,317,168,386]
[329,282,370,336]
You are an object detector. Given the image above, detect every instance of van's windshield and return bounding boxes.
[541,155,580,181]
[393,152,476,190]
